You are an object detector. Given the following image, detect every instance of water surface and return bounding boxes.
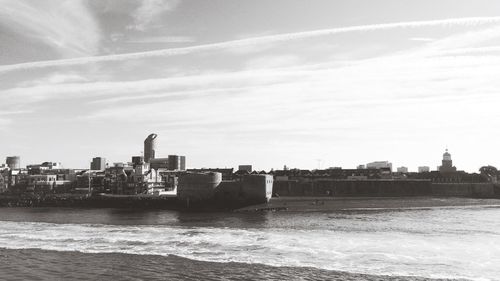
[0,204,498,280]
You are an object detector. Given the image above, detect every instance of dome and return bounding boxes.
[443,149,452,161]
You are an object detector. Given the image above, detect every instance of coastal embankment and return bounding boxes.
[273,179,500,198]
[238,196,500,212]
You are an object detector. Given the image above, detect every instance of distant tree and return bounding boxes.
[479,165,498,182]
[480,165,498,176]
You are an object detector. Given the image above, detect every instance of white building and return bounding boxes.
[418,166,430,173]
[397,166,408,173]
[366,161,392,171]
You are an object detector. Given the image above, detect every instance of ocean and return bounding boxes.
[0,203,499,280]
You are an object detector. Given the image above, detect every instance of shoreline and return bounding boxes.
[237,196,500,212]
[2,194,500,213]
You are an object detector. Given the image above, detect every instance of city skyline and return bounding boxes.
[0,141,476,174]
[1,0,500,172]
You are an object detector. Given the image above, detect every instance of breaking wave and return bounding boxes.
[1,207,500,281]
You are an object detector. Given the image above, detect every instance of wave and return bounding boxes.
[0,220,498,280]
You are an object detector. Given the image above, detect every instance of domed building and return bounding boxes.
[439,149,457,173]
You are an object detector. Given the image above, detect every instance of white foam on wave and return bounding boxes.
[0,219,499,281]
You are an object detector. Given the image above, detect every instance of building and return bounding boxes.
[180,156,186,170]
[418,166,430,173]
[164,155,186,171]
[6,156,21,169]
[27,174,58,193]
[131,156,144,167]
[397,166,409,173]
[91,157,106,171]
[439,149,457,173]
[188,168,234,180]
[366,161,392,171]
[168,155,180,170]
[0,173,6,192]
[238,165,253,172]
[150,158,168,170]
[357,165,366,169]
[144,133,158,163]
[27,162,62,174]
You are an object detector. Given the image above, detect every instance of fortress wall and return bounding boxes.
[273,180,432,197]
[215,175,273,204]
[431,183,497,197]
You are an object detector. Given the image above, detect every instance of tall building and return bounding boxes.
[439,149,457,173]
[163,155,186,171]
[6,156,21,169]
[180,156,186,171]
[90,157,106,171]
[168,155,180,170]
[150,158,168,170]
[144,133,158,163]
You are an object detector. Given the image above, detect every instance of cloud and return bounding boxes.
[127,36,195,43]
[409,37,434,42]
[0,110,30,116]
[244,55,301,69]
[128,0,180,31]
[418,25,500,56]
[0,0,101,58]
[2,16,500,170]
[2,17,500,73]
[435,46,500,56]
[17,73,89,88]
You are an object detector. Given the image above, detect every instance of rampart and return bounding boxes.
[273,179,500,198]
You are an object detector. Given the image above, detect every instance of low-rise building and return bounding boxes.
[418,166,430,173]
[397,167,409,173]
[366,161,392,171]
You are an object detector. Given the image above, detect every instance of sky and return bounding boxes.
[1,0,500,172]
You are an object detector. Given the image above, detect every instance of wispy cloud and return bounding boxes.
[409,37,434,42]
[127,0,180,31]
[436,46,500,56]
[126,36,195,44]
[0,110,31,116]
[1,17,499,73]
[0,0,101,58]
[418,25,500,56]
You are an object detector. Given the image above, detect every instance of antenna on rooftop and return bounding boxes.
[316,159,322,170]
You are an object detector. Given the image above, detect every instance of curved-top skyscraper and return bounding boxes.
[144,134,158,163]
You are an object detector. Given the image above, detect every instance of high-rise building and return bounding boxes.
[150,158,168,170]
[168,155,180,170]
[180,156,186,171]
[6,156,21,169]
[91,157,106,171]
[144,134,158,163]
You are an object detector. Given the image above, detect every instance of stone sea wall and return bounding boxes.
[273,180,500,198]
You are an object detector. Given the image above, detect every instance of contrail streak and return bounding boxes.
[1,17,500,74]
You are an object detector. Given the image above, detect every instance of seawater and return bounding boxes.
[0,205,499,280]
